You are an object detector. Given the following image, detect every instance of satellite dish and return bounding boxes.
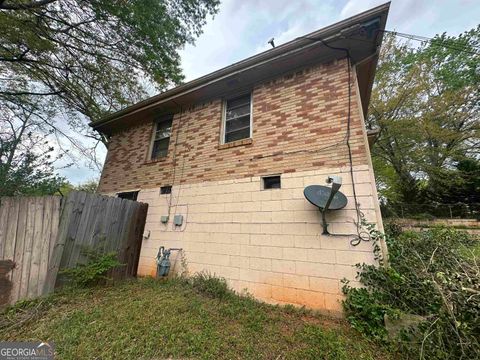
[304,185,348,210]
[304,176,348,234]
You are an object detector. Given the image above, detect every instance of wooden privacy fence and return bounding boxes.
[0,192,148,307]
[0,196,60,306]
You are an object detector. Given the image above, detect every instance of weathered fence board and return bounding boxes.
[0,196,61,306]
[43,192,76,295]
[0,198,8,258]
[19,197,35,299]
[10,197,26,302]
[0,192,148,307]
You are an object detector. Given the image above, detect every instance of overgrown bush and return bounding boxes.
[343,226,480,359]
[60,248,123,288]
[189,272,232,300]
[383,221,403,238]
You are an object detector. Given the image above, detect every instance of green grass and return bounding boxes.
[0,277,393,360]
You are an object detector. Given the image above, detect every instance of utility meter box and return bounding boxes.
[160,215,169,224]
[173,215,183,226]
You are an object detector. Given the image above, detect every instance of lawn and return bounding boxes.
[0,277,393,360]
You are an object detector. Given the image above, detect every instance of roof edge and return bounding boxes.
[91,2,390,131]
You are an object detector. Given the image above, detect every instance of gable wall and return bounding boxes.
[98,58,369,193]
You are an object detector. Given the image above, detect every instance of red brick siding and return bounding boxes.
[98,59,368,193]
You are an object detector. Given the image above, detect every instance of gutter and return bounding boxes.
[90,2,390,131]
[93,31,344,130]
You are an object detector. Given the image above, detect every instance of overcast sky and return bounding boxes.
[61,0,480,184]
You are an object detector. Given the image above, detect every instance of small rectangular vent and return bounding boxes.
[160,186,172,194]
[117,191,139,201]
[263,175,281,189]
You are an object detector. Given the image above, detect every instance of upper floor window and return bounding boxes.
[223,93,252,143]
[151,115,173,159]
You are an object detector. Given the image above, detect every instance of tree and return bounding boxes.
[428,158,480,216]
[0,95,65,196]
[368,27,480,216]
[0,0,219,191]
[74,179,98,193]
[57,178,98,196]
[0,0,219,153]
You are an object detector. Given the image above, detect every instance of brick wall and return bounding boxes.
[97,58,385,315]
[98,58,369,193]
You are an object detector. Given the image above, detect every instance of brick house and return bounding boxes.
[91,3,390,315]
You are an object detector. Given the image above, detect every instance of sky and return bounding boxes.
[60,0,480,184]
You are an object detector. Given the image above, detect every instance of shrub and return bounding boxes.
[383,220,403,238]
[189,272,232,300]
[410,213,436,221]
[60,248,123,288]
[342,228,480,359]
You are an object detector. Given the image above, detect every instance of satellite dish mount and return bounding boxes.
[303,176,348,235]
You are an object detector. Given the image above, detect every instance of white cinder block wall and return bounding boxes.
[136,164,384,315]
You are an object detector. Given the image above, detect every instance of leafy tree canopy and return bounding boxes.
[0,96,65,196]
[368,27,480,217]
[1,0,220,121]
[58,178,98,196]
[0,0,219,194]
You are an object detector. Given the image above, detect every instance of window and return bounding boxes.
[160,185,172,194]
[263,175,281,189]
[151,115,173,159]
[223,93,251,143]
[117,191,139,201]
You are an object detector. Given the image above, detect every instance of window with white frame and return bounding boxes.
[223,93,251,143]
[151,116,173,159]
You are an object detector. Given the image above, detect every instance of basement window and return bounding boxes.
[151,115,173,159]
[117,191,139,201]
[263,175,281,189]
[160,185,172,194]
[223,93,252,143]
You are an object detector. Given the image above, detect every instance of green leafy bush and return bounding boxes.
[189,272,232,300]
[60,248,123,288]
[383,220,403,238]
[409,213,436,221]
[343,226,480,359]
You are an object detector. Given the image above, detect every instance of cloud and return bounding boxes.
[176,1,480,83]
[180,0,339,81]
[340,0,429,30]
[340,0,384,19]
[340,0,477,36]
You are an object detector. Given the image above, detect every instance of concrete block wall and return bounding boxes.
[136,164,383,315]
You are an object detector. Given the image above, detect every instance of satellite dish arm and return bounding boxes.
[321,211,329,235]
[321,176,343,234]
[324,176,342,212]
[323,182,340,212]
